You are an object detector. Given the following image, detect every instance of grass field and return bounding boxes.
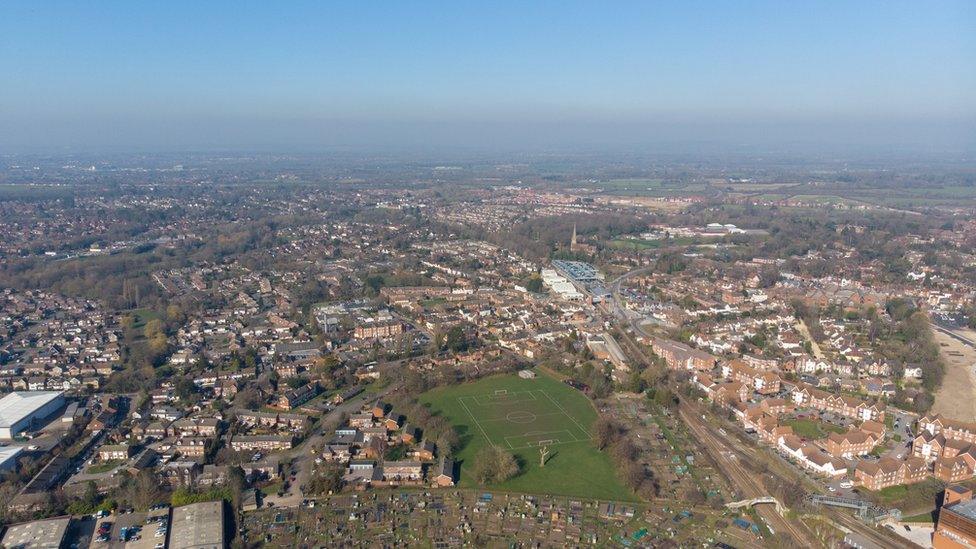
[783,418,844,440]
[421,371,635,501]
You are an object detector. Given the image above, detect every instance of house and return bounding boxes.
[935,448,976,483]
[349,413,374,429]
[413,441,436,461]
[650,338,717,371]
[160,461,202,487]
[825,429,879,459]
[230,435,294,452]
[919,414,976,445]
[401,425,421,444]
[176,437,210,458]
[98,444,132,461]
[914,431,946,462]
[171,417,221,437]
[433,458,455,487]
[382,460,423,481]
[855,457,928,490]
[276,383,319,410]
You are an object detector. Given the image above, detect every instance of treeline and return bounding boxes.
[592,417,659,499]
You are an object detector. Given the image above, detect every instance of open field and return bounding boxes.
[421,371,635,501]
[932,327,976,422]
[783,418,844,440]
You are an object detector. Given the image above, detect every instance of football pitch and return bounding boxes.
[457,388,593,450]
[421,371,635,501]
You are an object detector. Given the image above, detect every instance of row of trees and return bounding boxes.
[593,417,659,499]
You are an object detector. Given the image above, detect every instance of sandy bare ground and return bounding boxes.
[932,328,976,422]
[795,320,824,359]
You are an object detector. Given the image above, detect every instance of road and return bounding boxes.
[931,321,976,349]
[606,265,914,547]
[263,382,398,508]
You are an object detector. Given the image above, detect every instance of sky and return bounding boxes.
[1,1,974,155]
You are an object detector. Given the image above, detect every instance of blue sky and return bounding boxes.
[1,1,973,153]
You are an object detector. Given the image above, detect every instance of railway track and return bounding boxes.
[679,404,818,546]
[829,509,919,549]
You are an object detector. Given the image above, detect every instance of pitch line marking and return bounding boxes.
[458,396,494,446]
[539,389,593,439]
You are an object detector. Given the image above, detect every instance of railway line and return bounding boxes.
[679,403,818,546]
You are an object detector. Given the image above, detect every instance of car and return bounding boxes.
[840,481,853,489]
[827,486,836,492]
[155,530,166,538]
[155,544,165,549]
[96,534,110,543]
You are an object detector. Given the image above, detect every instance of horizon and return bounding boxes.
[1,1,974,155]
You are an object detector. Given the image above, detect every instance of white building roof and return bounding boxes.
[0,391,63,429]
[0,445,23,467]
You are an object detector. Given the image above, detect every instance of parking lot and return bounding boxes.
[91,506,170,549]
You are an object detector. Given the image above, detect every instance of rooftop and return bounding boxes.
[170,501,225,549]
[0,391,63,429]
[946,497,976,523]
[1,516,71,549]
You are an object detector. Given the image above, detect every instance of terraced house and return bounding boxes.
[855,456,928,490]
[790,383,886,421]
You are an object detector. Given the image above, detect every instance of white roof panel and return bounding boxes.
[0,391,63,428]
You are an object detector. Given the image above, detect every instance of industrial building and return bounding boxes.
[540,269,584,301]
[0,445,24,472]
[170,500,226,549]
[0,391,65,439]
[551,260,602,282]
[1,516,71,549]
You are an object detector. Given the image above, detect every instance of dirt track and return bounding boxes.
[932,327,976,422]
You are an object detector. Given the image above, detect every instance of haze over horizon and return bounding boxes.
[2,1,974,155]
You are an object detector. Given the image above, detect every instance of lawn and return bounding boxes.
[420,371,635,501]
[865,478,945,510]
[125,307,162,331]
[783,418,845,440]
[86,460,123,474]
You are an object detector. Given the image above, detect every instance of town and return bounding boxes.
[1,153,976,549]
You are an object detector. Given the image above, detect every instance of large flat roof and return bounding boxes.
[0,391,63,429]
[1,516,71,549]
[0,445,24,466]
[170,500,225,549]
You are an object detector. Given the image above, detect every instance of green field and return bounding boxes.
[125,307,162,330]
[783,418,844,440]
[421,371,635,501]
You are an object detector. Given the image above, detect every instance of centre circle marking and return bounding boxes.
[506,411,537,424]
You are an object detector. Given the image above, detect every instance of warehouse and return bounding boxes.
[0,445,23,472]
[170,500,225,549]
[0,391,65,439]
[1,516,71,549]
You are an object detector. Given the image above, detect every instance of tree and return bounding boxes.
[144,318,166,340]
[593,418,619,450]
[445,325,468,353]
[175,377,197,400]
[471,446,520,484]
